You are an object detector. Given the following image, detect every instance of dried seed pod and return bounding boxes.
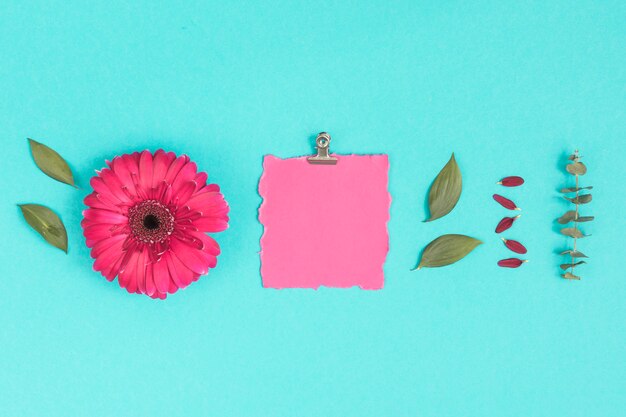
[493,194,520,210]
[497,176,524,187]
[495,215,521,233]
[501,238,527,254]
[498,258,528,268]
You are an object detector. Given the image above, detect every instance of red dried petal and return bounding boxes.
[501,238,527,254]
[495,215,521,233]
[493,194,520,210]
[497,176,524,187]
[497,258,528,268]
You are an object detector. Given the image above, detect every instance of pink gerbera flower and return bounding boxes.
[81,149,229,299]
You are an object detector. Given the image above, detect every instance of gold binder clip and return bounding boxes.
[307,132,338,165]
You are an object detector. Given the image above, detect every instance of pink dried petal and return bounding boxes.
[497,176,524,187]
[493,194,520,210]
[498,258,528,268]
[495,215,521,233]
[501,238,527,254]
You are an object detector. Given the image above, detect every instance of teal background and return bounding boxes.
[1,1,624,416]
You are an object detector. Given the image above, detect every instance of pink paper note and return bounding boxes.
[259,154,391,289]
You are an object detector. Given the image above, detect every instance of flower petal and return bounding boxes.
[170,236,209,275]
[165,251,193,288]
[83,208,128,224]
[151,149,170,189]
[145,262,156,297]
[138,150,154,198]
[193,217,229,233]
[152,257,170,294]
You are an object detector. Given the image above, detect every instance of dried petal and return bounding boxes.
[497,258,528,268]
[560,227,586,238]
[425,153,462,222]
[559,261,586,270]
[497,176,524,187]
[566,162,587,175]
[501,238,527,254]
[560,250,588,258]
[413,234,482,269]
[493,194,520,210]
[495,215,521,233]
[562,272,581,280]
[564,194,592,204]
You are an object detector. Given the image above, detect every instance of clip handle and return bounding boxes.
[307,132,338,165]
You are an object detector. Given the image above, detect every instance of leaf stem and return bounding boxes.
[571,152,580,275]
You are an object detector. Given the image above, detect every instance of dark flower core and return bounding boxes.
[128,200,175,244]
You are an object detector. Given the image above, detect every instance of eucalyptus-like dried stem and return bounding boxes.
[571,171,579,275]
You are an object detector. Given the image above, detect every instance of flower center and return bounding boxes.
[128,200,175,244]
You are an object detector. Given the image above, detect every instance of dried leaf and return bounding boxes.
[560,250,588,258]
[562,272,581,280]
[557,211,576,224]
[560,186,593,193]
[575,216,594,223]
[425,153,462,222]
[28,138,76,187]
[18,204,68,252]
[564,194,592,204]
[559,261,586,270]
[414,234,482,269]
[566,162,587,175]
[560,228,586,238]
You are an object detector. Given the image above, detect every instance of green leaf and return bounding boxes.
[414,234,482,269]
[557,210,577,224]
[560,227,587,238]
[560,186,593,193]
[564,194,592,204]
[425,153,462,222]
[560,261,586,270]
[562,272,581,280]
[560,250,588,258]
[18,204,68,253]
[566,162,587,175]
[28,138,76,187]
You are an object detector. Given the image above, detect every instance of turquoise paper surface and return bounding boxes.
[0,1,624,416]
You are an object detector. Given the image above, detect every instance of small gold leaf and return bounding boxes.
[425,153,462,222]
[564,194,592,204]
[566,162,587,175]
[28,138,76,187]
[560,250,588,258]
[414,234,482,269]
[18,204,68,253]
[562,272,581,280]
[575,216,594,222]
[557,210,577,224]
[560,261,586,270]
[560,186,593,193]
[560,228,585,238]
